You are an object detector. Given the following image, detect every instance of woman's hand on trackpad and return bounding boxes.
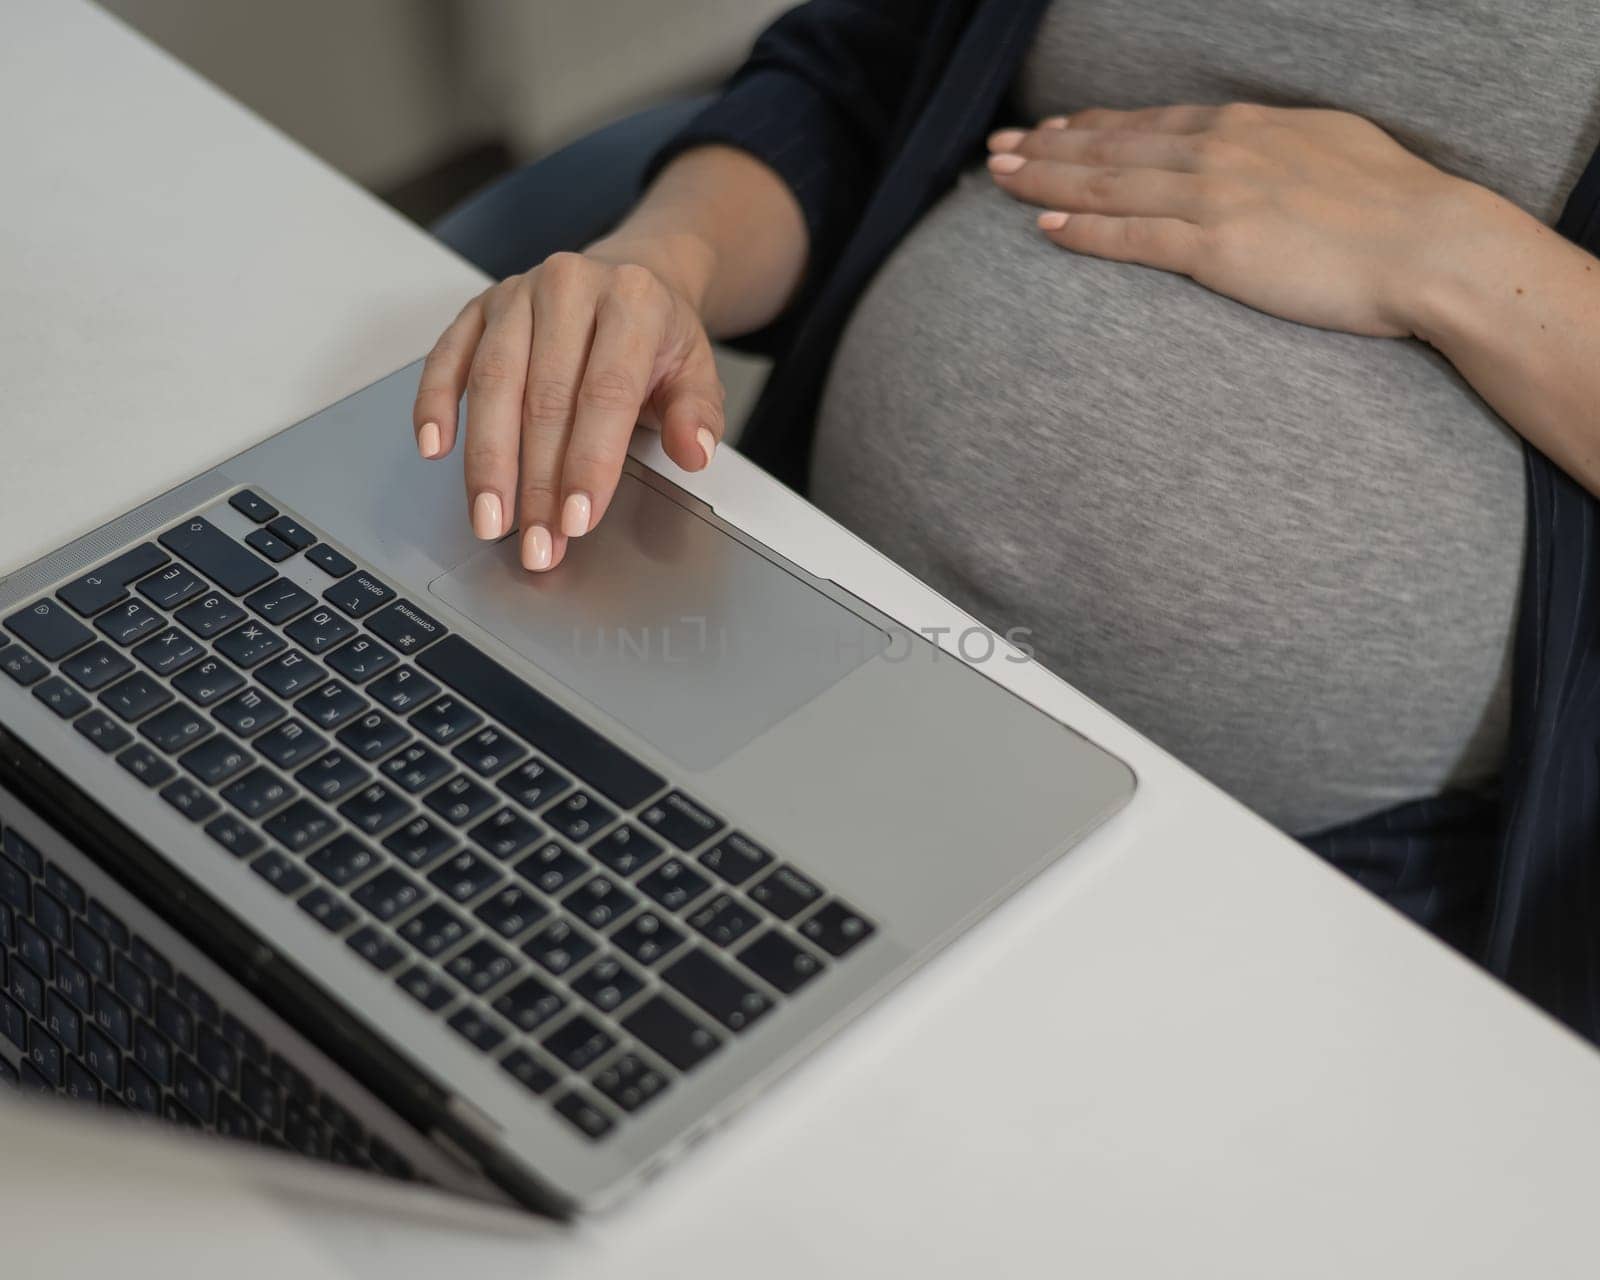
[411,246,725,573]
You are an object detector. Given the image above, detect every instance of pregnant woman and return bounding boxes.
[415,2,1600,1036]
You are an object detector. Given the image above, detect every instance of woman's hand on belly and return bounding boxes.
[984,102,1473,338]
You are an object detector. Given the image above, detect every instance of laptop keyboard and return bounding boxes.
[0,823,415,1178]
[1,490,876,1142]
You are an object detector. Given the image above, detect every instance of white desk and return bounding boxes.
[5,3,1599,1276]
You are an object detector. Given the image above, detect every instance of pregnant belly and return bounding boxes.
[810,171,1525,834]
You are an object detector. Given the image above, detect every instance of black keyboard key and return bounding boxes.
[175,592,246,639]
[240,1060,285,1127]
[27,1021,65,1086]
[637,858,712,913]
[95,598,165,646]
[173,656,244,706]
[18,921,51,978]
[474,882,550,943]
[0,902,10,951]
[5,599,93,659]
[500,1048,557,1095]
[93,985,132,1050]
[514,841,588,896]
[612,910,686,967]
[543,1013,614,1072]
[521,917,595,976]
[662,948,771,1032]
[748,865,824,921]
[491,975,565,1033]
[296,678,367,729]
[161,777,221,822]
[297,885,358,933]
[410,695,482,746]
[545,790,615,843]
[424,774,497,827]
[379,742,452,794]
[87,899,129,951]
[153,988,196,1053]
[553,1089,615,1140]
[213,620,285,668]
[133,627,204,676]
[496,758,572,811]
[738,929,825,994]
[469,807,542,861]
[266,515,315,550]
[0,644,46,685]
[46,988,83,1053]
[327,635,398,683]
[256,649,325,698]
[229,490,278,524]
[204,813,263,859]
[136,563,206,609]
[264,798,337,854]
[284,605,355,655]
[305,543,355,577]
[161,517,277,595]
[212,686,287,737]
[572,954,644,1014]
[269,1053,313,1103]
[639,791,724,852]
[296,748,367,802]
[99,672,171,721]
[131,937,173,989]
[688,894,761,949]
[179,733,252,786]
[126,1065,162,1114]
[590,824,663,877]
[381,814,453,869]
[592,1052,668,1114]
[175,975,220,1024]
[367,665,438,715]
[621,995,722,1073]
[447,1005,506,1053]
[337,710,410,761]
[800,899,877,957]
[114,952,153,1017]
[32,675,90,718]
[196,1025,240,1092]
[117,743,176,787]
[323,571,395,618]
[346,926,405,973]
[427,849,503,904]
[244,527,295,562]
[339,781,410,836]
[215,1093,257,1140]
[133,1019,174,1086]
[245,579,316,625]
[0,992,26,1050]
[73,926,110,984]
[444,938,517,995]
[452,726,526,777]
[74,709,132,753]
[0,858,29,914]
[140,702,212,752]
[3,830,44,876]
[306,833,381,887]
[367,599,447,655]
[58,543,169,616]
[45,864,85,915]
[417,634,665,808]
[396,902,469,958]
[221,766,293,819]
[352,868,425,923]
[254,718,326,768]
[64,1057,99,1103]
[396,965,454,1011]
[564,874,637,930]
[60,641,134,691]
[173,1055,214,1122]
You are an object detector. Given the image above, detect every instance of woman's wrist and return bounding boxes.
[585,227,720,317]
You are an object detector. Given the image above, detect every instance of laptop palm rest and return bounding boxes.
[428,471,888,771]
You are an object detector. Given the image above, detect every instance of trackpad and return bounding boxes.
[428,472,888,771]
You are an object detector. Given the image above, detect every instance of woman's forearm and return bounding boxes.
[586,144,810,340]
[1407,186,1600,496]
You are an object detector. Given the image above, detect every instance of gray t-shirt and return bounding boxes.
[810,0,1600,834]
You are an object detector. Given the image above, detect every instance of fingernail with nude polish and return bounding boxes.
[417,421,441,459]
[522,524,553,572]
[988,128,1026,152]
[696,427,717,468]
[987,152,1027,175]
[472,492,503,540]
[1038,211,1071,231]
[561,492,592,537]
[1042,116,1070,129]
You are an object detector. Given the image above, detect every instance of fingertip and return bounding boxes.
[1038,211,1071,231]
[417,421,442,460]
[987,128,1026,152]
[520,523,553,572]
[696,426,717,469]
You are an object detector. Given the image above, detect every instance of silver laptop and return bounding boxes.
[0,361,1135,1213]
